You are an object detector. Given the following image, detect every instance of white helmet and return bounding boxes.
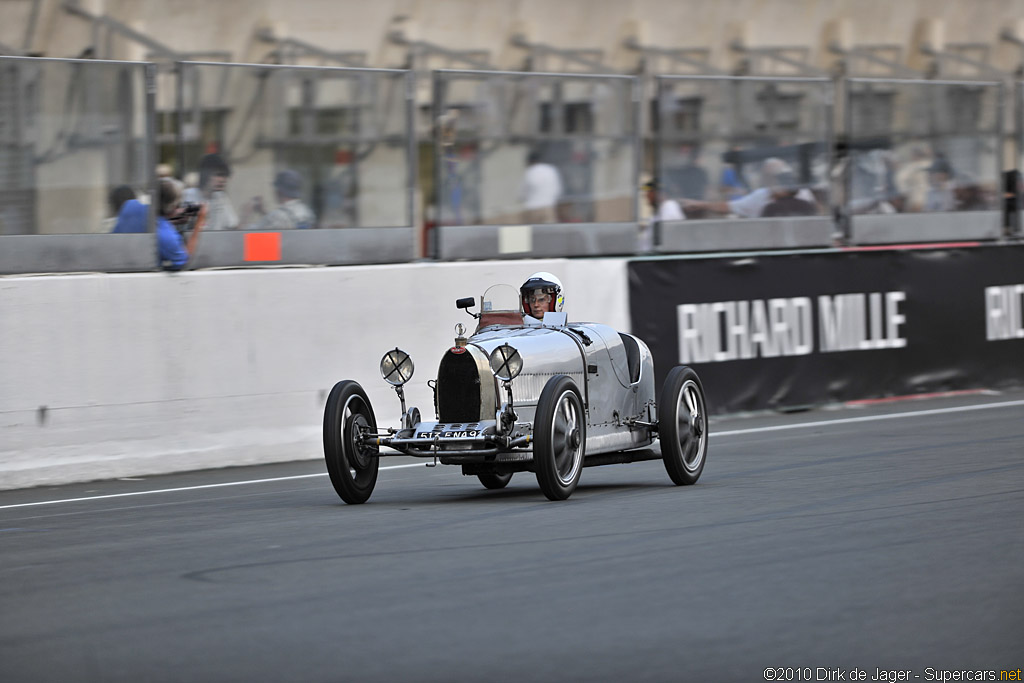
[520,272,564,314]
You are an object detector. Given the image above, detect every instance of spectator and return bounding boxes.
[894,144,933,213]
[923,155,956,212]
[156,178,203,270]
[955,180,989,212]
[106,185,136,230]
[644,177,685,222]
[112,198,149,233]
[243,170,316,230]
[684,158,812,218]
[192,153,239,231]
[638,178,685,252]
[761,177,819,217]
[667,144,709,200]
[519,150,563,224]
[718,146,750,201]
[849,149,899,214]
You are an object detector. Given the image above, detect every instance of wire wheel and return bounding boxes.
[658,366,708,486]
[534,375,585,501]
[323,380,380,504]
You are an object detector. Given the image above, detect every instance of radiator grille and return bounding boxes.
[437,350,482,423]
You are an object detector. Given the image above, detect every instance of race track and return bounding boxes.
[2,390,1023,682]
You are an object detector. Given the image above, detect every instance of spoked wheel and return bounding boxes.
[658,366,708,486]
[534,375,586,501]
[323,380,380,504]
[477,472,513,490]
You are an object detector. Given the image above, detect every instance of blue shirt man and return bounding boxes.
[111,199,148,233]
[157,215,189,270]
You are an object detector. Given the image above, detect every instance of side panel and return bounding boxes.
[577,327,657,455]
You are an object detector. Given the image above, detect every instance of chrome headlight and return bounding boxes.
[488,344,523,382]
[380,348,414,386]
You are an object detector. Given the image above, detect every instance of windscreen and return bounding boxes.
[481,284,522,313]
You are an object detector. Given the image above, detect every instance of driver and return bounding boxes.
[520,272,564,320]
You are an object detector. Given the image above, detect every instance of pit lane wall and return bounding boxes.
[3,247,1024,491]
[0,260,631,490]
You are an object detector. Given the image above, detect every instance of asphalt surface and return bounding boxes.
[2,390,1023,682]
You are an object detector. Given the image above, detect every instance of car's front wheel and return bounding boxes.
[534,375,585,501]
[658,366,708,486]
[323,380,380,504]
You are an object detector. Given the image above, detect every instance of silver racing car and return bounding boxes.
[323,281,708,503]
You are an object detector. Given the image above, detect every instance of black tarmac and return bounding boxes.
[2,390,1022,682]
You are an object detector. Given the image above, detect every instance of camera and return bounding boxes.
[180,202,202,218]
[171,202,202,226]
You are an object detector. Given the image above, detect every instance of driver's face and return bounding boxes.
[527,291,551,317]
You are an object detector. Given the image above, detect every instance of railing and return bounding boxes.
[0,56,1020,275]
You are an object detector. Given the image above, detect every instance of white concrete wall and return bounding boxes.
[0,259,630,489]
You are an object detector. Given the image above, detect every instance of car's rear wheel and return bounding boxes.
[534,375,585,501]
[477,472,513,489]
[323,380,379,504]
[658,366,708,486]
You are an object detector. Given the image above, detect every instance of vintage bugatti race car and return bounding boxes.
[323,277,708,503]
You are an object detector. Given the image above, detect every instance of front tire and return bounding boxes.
[658,366,708,485]
[323,380,380,504]
[534,375,586,501]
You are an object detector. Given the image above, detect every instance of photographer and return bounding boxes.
[189,153,239,231]
[157,177,204,271]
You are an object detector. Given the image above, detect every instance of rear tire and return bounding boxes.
[658,366,708,486]
[323,380,379,504]
[534,375,585,501]
[477,472,513,490]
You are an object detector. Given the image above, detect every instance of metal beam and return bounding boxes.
[63,2,229,61]
[511,34,610,72]
[731,40,829,77]
[920,42,1008,80]
[23,0,43,52]
[622,37,725,75]
[390,29,491,70]
[828,41,922,78]
[255,28,366,67]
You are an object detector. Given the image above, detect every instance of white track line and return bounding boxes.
[2,398,1022,511]
[713,399,1024,437]
[0,463,423,510]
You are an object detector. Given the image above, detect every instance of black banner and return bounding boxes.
[628,245,1024,414]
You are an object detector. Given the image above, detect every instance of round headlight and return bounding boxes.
[380,348,414,386]
[488,344,523,382]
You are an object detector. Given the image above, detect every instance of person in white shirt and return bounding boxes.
[191,154,239,231]
[645,178,686,221]
[241,170,317,230]
[683,157,809,218]
[639,178,685,252]
[519,150,563,224]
